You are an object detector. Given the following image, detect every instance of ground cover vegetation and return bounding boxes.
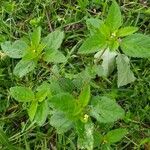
[0,0,150,149]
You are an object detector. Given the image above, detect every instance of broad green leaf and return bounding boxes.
[108,39,119,51]
[31,26,41,48]
[104,128,128,144]
[86,18,103,35]
[93,131,103,147]
[58,78,75,93]
[49,80,64,95]
[101,49,117,76]
[90,96,124,123]
[28,101,38,121]
[42,30,64,50]
[78,84,90,108]
[94,49,117,76]
[13,59,37,77]
[86,19,110,38]
[22,50,38,60]
[34,100,49,126]
[77,121,94,150]
[92,64,104,77]
[36,82,51,102]
[49,93,77,117]
[105,1,122,31]
[120,33,150,58]
[50,111,73,134]
[117,26,138,37]
[24,43,45,60]
[99,22,111,38]
[43,50,66,63]
[78,33,106,54]
[10,86,34,102]
[76,65,98,82]
[116,54,136,87]
[75,120,85,137]
[1,40,28,58]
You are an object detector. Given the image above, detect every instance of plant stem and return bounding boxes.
[94,47,107,64]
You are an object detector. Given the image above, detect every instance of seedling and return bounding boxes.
[9,80,126,149]
[10,82,51,126]
[78,1,150,87]
[1,27,66,77]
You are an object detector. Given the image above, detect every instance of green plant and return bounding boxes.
[10,81,126,149]
[10,82,51,126]
[1,27,66,77]
[1,0,149,149]
[78,1,150,87]
[0,1,132,149]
